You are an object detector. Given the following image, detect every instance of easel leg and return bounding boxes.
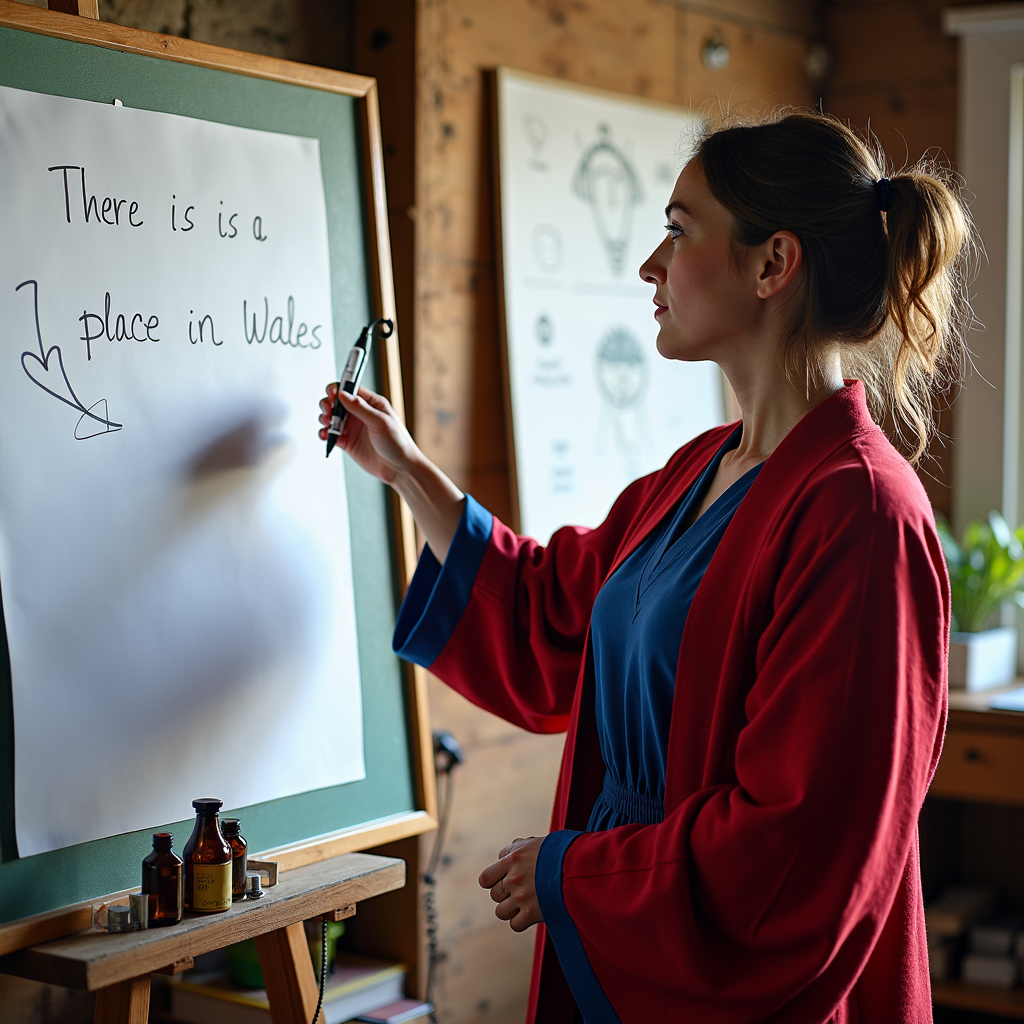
[93,975,151,1024]
[255,921,323,1024]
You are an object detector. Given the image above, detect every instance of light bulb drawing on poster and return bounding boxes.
[0,84,365,858]
[572,123,643,277]
[496,69,725,543]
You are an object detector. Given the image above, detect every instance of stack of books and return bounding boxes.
[926,885,1024,989]
[167,954,426,1024]
[961,917,1024,989]
[925,885,996,981]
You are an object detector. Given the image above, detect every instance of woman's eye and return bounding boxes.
[665,222,684,239]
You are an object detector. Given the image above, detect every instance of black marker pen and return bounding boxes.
[325,317,393,457]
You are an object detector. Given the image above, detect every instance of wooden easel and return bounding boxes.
[0,3,424,1021]
[0,851,405,1024]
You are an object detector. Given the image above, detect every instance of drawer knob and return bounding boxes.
[964,748,981,762]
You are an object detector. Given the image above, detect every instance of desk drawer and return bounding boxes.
[930,728,1024,805]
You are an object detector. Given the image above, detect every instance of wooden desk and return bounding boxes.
[931,688,1024,806]
[927,686,1024,1018]
[0,851,405,1024]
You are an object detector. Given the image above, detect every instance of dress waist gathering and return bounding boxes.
[589,773,664,829]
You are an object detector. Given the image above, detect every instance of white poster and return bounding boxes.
[0,86,364,856]
[497,69,725,542]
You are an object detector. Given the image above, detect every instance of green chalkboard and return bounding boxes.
[0,11,429,933]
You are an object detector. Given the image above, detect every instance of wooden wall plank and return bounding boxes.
[678,10,814,111]
[414,0,681,487]
[666,0,818,38]
[352,0,418,428]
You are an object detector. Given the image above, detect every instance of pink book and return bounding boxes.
[355,998,434,1024]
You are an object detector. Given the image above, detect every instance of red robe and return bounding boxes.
[427,382,948,1022]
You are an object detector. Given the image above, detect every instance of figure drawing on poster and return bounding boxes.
[594,326,651,482]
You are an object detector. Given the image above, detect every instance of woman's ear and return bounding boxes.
[754,230,803,300]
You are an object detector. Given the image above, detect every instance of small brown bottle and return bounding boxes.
[182,798,232,913]
[142,832,183,926]
[221,818,248,902]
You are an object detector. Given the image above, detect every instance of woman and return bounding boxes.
[319,110,971,1022]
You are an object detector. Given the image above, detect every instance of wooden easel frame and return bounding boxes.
[0,0,437,1001]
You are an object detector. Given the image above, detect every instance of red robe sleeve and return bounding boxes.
[553,445,949,1020]
[397,431,724,734]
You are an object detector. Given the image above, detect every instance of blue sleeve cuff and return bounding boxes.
[392,495,493,668]
[536,831,621,1024]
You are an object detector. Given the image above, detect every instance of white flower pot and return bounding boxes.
[948,627,1018,691]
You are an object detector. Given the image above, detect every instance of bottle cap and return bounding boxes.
[244,871,264,900]
[192,798,223,813]
[107,905,133,933]
[221,818,241,836]
[129,892,149,930]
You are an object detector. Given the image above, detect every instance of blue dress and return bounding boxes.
[586,424,761,830]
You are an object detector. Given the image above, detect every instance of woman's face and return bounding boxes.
[639,158,761,363]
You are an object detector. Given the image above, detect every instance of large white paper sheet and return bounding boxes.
[0,86,364,856]
[497,71,725,542]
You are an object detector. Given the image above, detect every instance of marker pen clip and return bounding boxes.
[325,317,393,457]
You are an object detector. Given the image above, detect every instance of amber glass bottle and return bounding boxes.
[182,798,232,913]
[221,818,248,902]
[142,832,183,926]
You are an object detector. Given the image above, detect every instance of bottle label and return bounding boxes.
[193,863,232,912]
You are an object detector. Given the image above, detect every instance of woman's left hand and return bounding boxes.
[478,836,545,932]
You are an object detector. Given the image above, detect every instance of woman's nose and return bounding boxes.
[639,236,670,284]
[640,251,665,285]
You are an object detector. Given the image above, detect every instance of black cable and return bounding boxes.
[423,877,440,1024]
[311,914,327,1024]
[425,768,455,884]
[424,730,463,1022]
[424,768,454,1015]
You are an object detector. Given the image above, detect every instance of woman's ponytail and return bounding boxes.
[697,112,975,465]
[877,170,971,462]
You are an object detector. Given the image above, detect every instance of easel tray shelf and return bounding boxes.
[0,851,403,992]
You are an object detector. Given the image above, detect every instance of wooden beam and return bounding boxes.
[254,922,323,1024]
[93,975,150,1024]
[47,0,99,18]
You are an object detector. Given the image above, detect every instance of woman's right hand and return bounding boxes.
[318,384,416,486]
[318,383,466,562]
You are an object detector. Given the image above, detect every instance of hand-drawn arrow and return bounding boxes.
[16,279,123,439]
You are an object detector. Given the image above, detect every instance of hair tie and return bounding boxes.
[876,177,893,213]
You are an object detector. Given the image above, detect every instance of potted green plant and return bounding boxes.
[936,511,1024,690]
